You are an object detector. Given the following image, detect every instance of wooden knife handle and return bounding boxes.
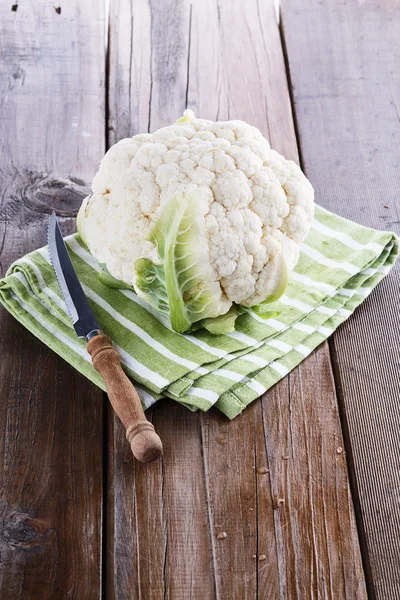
[87,334,163,463]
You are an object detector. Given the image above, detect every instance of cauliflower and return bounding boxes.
[78,110,314,333]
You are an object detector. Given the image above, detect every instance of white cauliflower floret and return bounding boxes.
[78,110,314,329]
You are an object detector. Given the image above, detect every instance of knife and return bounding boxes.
[48,211,163,463]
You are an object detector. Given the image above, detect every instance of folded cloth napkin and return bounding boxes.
[0,205,398,419]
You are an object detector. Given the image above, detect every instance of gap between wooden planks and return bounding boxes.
[0,1,105,598]
[106,0,367,598]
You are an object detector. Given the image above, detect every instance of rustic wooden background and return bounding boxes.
[0,0,398,598]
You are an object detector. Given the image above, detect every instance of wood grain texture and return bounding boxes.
[260,346,367,598]
[0,1,105,597]
[200,402,280,599]
[106,402,216,600]
[281,2,400,598]
[108,0,366,597]
[108,0,190,141]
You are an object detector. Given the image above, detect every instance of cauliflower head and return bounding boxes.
[78,110,314,333]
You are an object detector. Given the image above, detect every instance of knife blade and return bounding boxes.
[47,211,163,463]
[48,211,101,339]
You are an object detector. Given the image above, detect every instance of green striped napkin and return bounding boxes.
[0,205,397,419]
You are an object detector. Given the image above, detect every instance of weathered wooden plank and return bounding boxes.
[108,3,215,595]
[261,346,367,597]
[107,406,215,599]
[192,0,366,597]
[281,2,400,598]
[0,2,105,597]
[200,403,280,599]
[108,0,366,597]
[188,0,296,159]
[108,0,190,140]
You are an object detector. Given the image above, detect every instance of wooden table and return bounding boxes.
[1,1,399,598]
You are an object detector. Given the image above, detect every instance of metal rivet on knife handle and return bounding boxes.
[87,334,163,463]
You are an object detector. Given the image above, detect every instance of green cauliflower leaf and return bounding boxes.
[134,193,223,333]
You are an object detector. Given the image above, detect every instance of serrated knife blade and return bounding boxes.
[47,211,101,339]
